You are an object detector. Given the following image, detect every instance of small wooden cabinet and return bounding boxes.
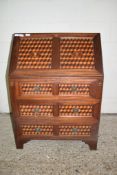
[8,33,104,149]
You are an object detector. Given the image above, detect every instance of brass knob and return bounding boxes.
[35,128,41,132]
[73,108,79,113]
[33,108,40,113]
[33,86,41,92]
[72,128,78,132]
[71,86,77,92]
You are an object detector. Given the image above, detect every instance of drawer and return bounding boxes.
[17,103,99,118]
[17,80,102,99]
[19,104,53,117]
[20,124,54,136]
[18,82,90,96]
[59,125,92,137]
[59,83,90,95]
[20,124,92,137]
[19,82,53,95]
[59,105,93,117]
[59,81,102,98]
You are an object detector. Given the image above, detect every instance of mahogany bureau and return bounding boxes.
[8,33,104,150]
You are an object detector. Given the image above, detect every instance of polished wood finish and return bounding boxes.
[8,33,104,149]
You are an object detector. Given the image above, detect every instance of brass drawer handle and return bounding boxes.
[71,86,77,92]
[73,108,79,113]
[33,108,40,113]
[35,128,41,132]
[33,86,41,92]
[72,128,78,132]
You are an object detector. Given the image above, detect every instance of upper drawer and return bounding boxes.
[16,80,102,99]
[59,83,89,95]
[19,82,53,95]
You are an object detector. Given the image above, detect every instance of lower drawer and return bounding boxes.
[21,124,54,136]
[20,124,93,137]
[59,125,91,136]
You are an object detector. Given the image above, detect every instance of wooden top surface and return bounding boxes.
[8,33,103,78]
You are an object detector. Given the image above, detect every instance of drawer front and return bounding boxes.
[19,82,52,95]
[59,81,102,98]
[59,105,93,117]
[20,124,94,137]
[17,80,102,99]
[18,103,99,118]
[20,124,53,136]
[59,83,89,96]
[59,125,92,137]
[20,124,92,137]
[19,104,53,117]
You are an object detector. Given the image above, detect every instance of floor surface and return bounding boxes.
[0,114,117,175]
